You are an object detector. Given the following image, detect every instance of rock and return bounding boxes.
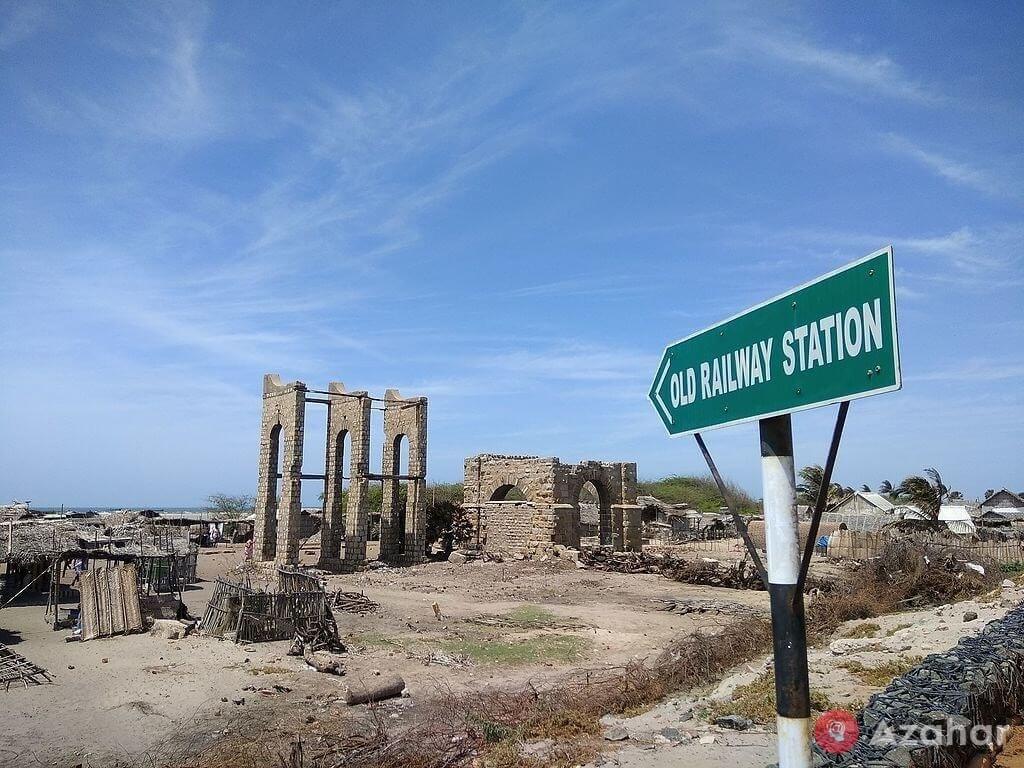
[599,714,620,727]
[1001,598,1017,608]
[447,551,467,565]
[884,746,915,767]
[660,727,685,743]
[604,726,629,741]
[1002,579,1015,588]
[150,619,190,640]
[698,733,716,745]
[829,639,862,655]
[232,697,245,705]
[714,714,752,731]
[963,610,978,622]
[520,738,555,758]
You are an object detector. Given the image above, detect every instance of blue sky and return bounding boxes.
[1,1,1022,506]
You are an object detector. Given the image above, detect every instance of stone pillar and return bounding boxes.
[622,504,643,551]
[381,390,428,565]
[274,388,305,565]
[611,504,626,551]
[404,397,427,563]
[552,503,580,549]
[320,382,371,571]
[253,375,306,564]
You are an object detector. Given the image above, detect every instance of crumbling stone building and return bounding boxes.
[463,454,642,557]
[254,374,427,569]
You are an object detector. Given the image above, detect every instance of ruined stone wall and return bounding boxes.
[463,455,639,557]
[478,501,536,557]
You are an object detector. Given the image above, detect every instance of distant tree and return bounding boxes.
[206,493,255,518]
[984,489,995,500]
[878,480,894,497]
[796,465,847,506]
[425,500,473,557]
[895,468,948,519]
[948,490,964,501]
[860,484,871,492]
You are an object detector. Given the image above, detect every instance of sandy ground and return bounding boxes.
[2,545,1020,768]
[0,545,769,767]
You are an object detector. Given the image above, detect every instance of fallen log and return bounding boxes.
[343,674,406,705]
[303,648,345,676]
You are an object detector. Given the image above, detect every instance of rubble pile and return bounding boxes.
[580,549,765,590]
[816,604,1024,767]
[654,597,765,618]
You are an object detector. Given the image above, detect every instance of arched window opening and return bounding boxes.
[393,434,409,554]
[490,484,526,501]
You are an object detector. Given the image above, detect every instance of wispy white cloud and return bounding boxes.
[0,1,51,49]
[909,359,1024,384]
[25,2,226,142]
[728,23,940,104]
[509,275,646,299]
[881,133,1011,197]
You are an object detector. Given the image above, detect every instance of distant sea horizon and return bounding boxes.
[27,506,208,515]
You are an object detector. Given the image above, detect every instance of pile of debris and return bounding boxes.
[816,604,1024,766]
[0,643,50,690]
[331,591,379,615]
[579,549,765,590]
[654,597,765,618]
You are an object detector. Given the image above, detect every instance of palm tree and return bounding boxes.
[860,484,871,492]
[797,465,848,506]
[895,468,948,519]
[878,480,894,497]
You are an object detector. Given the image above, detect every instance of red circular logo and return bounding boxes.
[814,709,859,754]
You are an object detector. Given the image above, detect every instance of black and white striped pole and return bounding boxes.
[760,413,812,768]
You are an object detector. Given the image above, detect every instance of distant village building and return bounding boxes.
[978,489,1024,527]
[937,505,977,536]
[821,491,897,532]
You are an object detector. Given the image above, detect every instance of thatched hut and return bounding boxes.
[1,519,198,616]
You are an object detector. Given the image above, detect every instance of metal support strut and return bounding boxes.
[794,400,849,600]
[694,432,769,587]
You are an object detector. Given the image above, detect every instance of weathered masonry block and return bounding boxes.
[463,454,641,557]
[253,373,428,569]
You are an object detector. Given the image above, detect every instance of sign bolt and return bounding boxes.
[795,388,801,395]
[875,365,881,373]
[867,369,873,377]
[791,301,797,308]
[868,269,875,276]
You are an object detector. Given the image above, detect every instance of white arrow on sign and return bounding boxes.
[653,355,673,424]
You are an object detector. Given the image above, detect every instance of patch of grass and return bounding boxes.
[841,621,881,639]
[709,670,839,725]
[1001,563,1024,574]
[469,605,587,630]
[885,623,913,637]
[839,657,921,687]
[442,634,589,666]
[347,631,406,649]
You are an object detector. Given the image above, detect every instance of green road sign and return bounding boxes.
[650,246,901,436]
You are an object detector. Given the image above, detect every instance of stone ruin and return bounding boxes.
[253,374,427,569]
[463,454,642,558]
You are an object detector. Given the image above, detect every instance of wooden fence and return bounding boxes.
[826,529,1024,564]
